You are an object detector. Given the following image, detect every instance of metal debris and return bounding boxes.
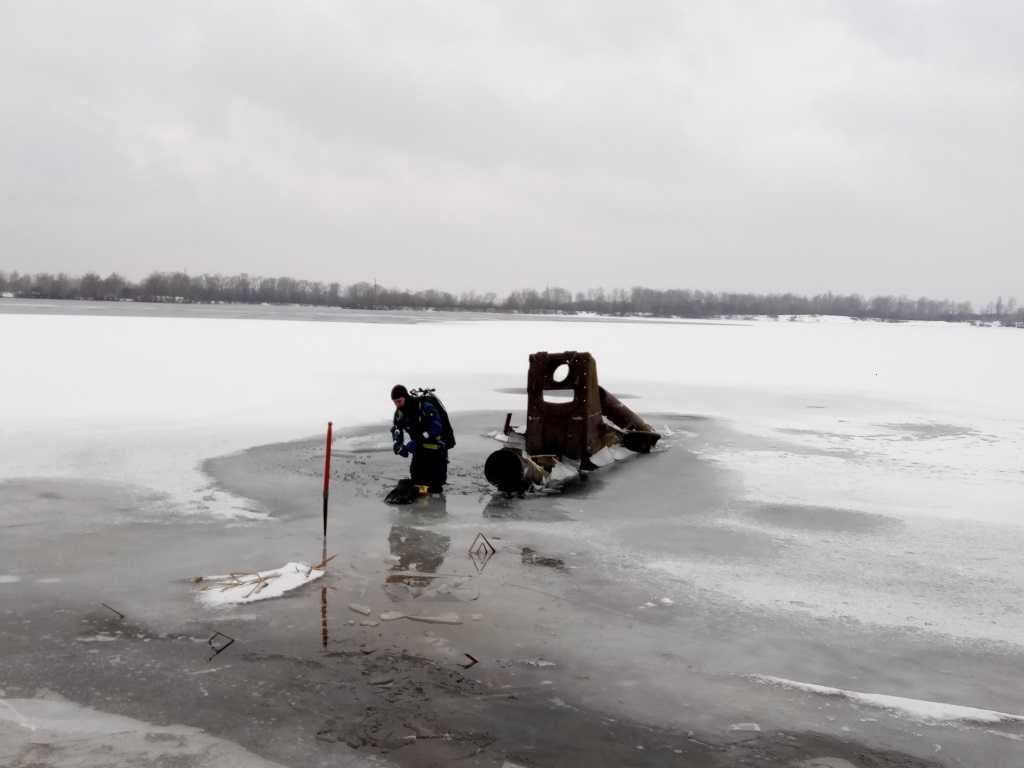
[408,613,461,625]
[207,631,235,661]
[729,722,761,733]
[521,547,565,569]
[100,603,125,620]
[306,553,337,577]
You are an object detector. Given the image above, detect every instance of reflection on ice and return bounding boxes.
[387,525,450,588]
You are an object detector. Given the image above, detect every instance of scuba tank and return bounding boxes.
[409,387,457,449]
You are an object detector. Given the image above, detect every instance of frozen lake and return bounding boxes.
[2,299,1023,766]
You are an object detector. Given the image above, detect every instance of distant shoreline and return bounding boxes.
[2,294,1022,328]
[0,296,740,326]
[2,269,1020,324]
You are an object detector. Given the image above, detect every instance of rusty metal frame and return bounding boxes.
[525,351,602,460]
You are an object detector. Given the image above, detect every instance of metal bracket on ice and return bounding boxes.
[100,603,125,620]
[207,631,235,661]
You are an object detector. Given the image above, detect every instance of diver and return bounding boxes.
[389,384,454,497]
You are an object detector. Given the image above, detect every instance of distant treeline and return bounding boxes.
[1,270,1021,324]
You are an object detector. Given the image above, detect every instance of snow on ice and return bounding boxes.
[752,675,1024,725]
[3,313,1021,526]
[196,562,324,607]
[0,696,304,767]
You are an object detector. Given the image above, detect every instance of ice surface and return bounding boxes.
[196,562,323,606]
[0,696,308,767]
[646,507,1024,644]
[333,433,396,452]
[589,446,635,467]
[3,313,1021,523]
[753,675,1024,724]
[698,414,1023,524]
[3,310,1023,647]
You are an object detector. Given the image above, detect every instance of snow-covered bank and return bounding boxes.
[752,675,1024,726]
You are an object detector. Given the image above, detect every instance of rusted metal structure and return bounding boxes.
[600,388,661,453]
[484,351,661,493]
[526,351,602,460]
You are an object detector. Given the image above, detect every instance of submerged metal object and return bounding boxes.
[484,448,549,493]
[599,387,661,454]
[485,351,661,493]
[526,351,602,460]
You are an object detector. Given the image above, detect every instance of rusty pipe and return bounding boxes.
[598,387,661,453]
[484,448,548,493]
[599,387,652,431]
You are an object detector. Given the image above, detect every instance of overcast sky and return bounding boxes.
[2,1,1021,303]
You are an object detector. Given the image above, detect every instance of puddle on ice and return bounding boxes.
[877,422,983,440]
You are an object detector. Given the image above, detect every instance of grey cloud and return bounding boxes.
[1,1,1021,303]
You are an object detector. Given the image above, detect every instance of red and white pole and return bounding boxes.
[322,421,333,538]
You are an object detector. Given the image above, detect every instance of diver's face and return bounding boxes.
[393,396,406,409]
